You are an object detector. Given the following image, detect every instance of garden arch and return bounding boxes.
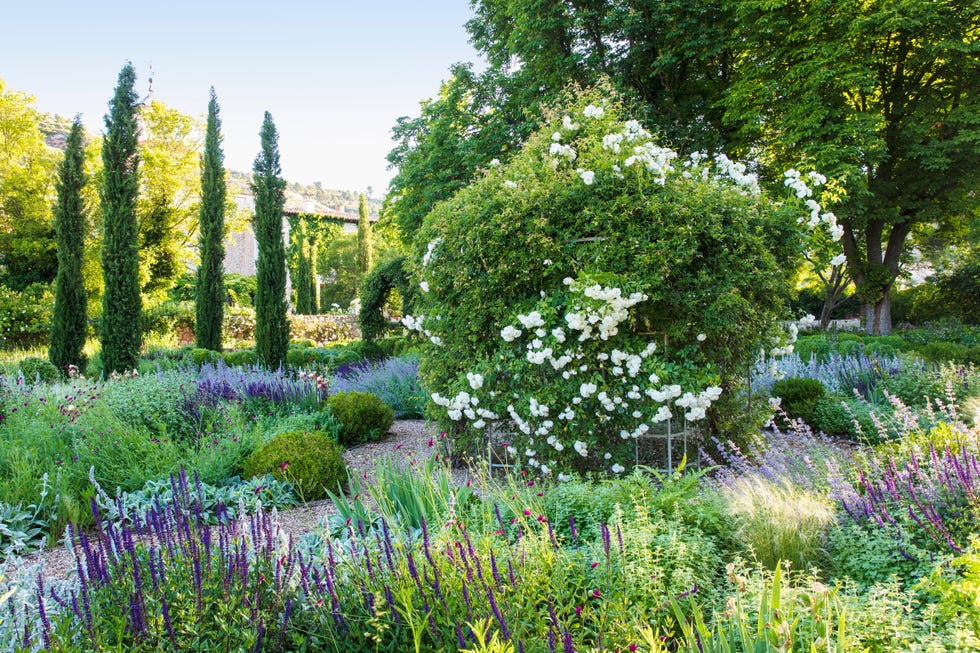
[358,256,416,341]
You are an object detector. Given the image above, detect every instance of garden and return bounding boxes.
[1,1,978,651]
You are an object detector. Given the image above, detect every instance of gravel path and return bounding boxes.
[11,420,461,583]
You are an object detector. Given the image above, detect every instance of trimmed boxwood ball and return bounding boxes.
[19,357,60,384]
[327,391,395,446]
[771,377,826,425]
[242,430,346,501]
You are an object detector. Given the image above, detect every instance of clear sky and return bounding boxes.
[0,0,483,197]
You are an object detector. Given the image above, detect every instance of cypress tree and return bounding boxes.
[251,112,288,368]
[294,219,314,314]
[196,88,226,351]
[49,117,88,374]
[356,193,373,284]
[100,63,142,374]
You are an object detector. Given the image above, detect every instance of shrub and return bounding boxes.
[770,377,826,424]
[412,86,811,453]
[0,283,54,349]
[327,391,394,446]
[243,430,346,501]
[811,396,860,437]
[190,347,222,366]
[222,348,257,367]
[18,356,59,384]
[286,346,315,368]
[330,355,426,418]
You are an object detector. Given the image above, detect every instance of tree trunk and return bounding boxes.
[863,288,893,335]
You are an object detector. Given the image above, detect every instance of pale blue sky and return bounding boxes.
[1,1,482,196]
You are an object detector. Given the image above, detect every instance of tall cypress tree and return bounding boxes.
[49,117,88,373]
[294,218,314,314]
[251,112,288,368]
[196,88,226,351]
[100,63,142,374]
[356,193,373,284]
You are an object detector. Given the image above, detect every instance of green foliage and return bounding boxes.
[251,112,289,369]
[49,117,89,373]
[328,454,474,535]
[721,474,835,571]
[358,256,416,341]
[326,390,394,446]
[191,348,222,366]
[770,377,826,425]
[292,218,317,314]
[0,78,58,291]
[242,430,346,501]
[222,348,257,367]
[414,87,801,450]
[142,299,194,339]
[667,564,850,653]
[17,357,58,384]
[356,193,373,287]
[919,541,980,638]
[0,283,54,349]
[196,88,226,351]
[100,63,143,374]
[725,0,980,333]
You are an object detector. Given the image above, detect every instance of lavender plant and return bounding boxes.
[330,355,426,418]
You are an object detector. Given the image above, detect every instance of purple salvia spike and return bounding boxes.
[563,627,575,653]
[601,523,611,561]
[617,524,624,554]
[487,586,510,640]
[490,550,502,588]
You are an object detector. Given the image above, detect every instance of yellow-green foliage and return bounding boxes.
[243,430,345,501]
[327,391,394,446]
[722,474,835,571]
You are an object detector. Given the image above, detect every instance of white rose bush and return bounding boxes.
[409,83,844,464]
[417,272,722,475]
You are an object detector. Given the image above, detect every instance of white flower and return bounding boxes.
[558,473,572,482]
[506,446,517,455]
[466,373,484,390]
[579,382,597,398]
[562,115,579,130]
[573,440,588,457]
[583,104,604,118]
[830,253,846,267]
[489,158,501,167]
[419,281,430,293]
[830,224,845,241]
[696,333,707,342]
[517,311,546,329]
[577,169,595,185]
[504,180,518,189]
[611,463,625,474]
[501,325,522,342]
[552,132,562,142]
[604,452,612,460]
[540,465,551,475]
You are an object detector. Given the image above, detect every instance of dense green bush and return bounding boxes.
[0,283,54,349]
[242,430,346,501]
[142,300,195,339]
[327,391,394,446]
[413,86,809,452]
[190,347,222,366]
[18,356,59,384]
[811,396,878,440]
[222,348,257,367]
[771,377,826,424]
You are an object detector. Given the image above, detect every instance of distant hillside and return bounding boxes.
[227,170,381,217]
[40,113,380,216]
